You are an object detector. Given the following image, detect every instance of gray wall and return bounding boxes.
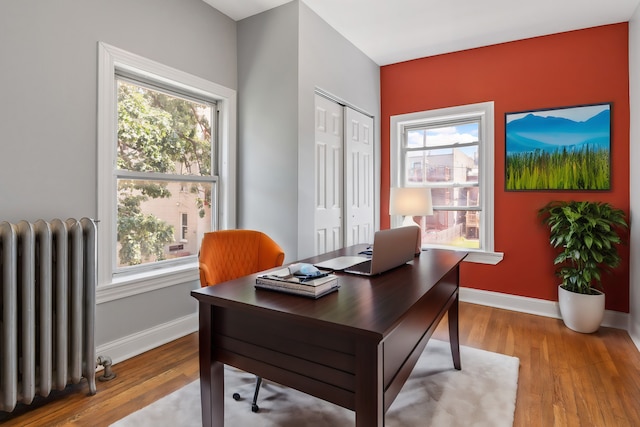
[237,1,380,261]
[0,0,237,352]
[629,5,640,346]
[237,2,300,260]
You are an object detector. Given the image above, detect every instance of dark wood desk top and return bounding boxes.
[191,246,467,341]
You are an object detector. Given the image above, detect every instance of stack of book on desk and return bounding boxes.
[255,267,339,299]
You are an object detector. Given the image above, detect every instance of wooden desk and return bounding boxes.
[191,246,467,427]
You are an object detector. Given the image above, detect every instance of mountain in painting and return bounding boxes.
[506,109,610,154]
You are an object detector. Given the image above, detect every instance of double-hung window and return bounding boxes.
[115,76,216,269]
[97,43,237,296]
[390,102,502,264]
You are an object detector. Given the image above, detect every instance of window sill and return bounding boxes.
[462,250,503,265]
[96,262,200,304]
[422,245,503,265]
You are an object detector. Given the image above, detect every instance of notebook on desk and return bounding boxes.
[315,226,419,276]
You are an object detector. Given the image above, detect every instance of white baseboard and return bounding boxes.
[96,288,635,366]
[628,321,640,350]
[96,312,198,365]
[631,332,640,350]
[460,287,630,331]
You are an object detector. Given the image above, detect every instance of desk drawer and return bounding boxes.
[212,307,358,408]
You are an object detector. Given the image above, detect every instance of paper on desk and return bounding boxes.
[313,256,370,271]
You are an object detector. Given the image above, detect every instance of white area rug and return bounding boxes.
[111,340,519,427]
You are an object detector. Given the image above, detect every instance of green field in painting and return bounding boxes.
[506,147,609,190]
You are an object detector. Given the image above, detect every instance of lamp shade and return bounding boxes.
[389,187,433,216]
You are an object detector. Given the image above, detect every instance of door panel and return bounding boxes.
[314,94,343,254]
[345,108,374,246]
[314,94,375,254]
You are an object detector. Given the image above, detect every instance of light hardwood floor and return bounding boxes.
[2,302,640,426]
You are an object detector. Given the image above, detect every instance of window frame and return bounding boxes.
[390,102,503,264]
[97,42,237,301]
[181,213,188,242]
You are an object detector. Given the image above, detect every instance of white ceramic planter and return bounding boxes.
[558,285,605,333]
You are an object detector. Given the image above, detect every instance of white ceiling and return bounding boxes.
[204,0,640,65]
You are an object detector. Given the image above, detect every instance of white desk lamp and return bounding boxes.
[389,187,433,255]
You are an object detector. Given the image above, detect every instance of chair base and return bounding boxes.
[233,376,262,413]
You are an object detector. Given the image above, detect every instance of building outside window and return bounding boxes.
[404,121,480,248]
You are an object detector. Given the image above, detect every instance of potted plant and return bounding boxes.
[538,200,628,333]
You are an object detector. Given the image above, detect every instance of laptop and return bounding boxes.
[315,226,419,276]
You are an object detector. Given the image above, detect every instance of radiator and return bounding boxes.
[0,218,97,412]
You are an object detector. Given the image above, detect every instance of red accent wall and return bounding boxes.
[380,24,630,312]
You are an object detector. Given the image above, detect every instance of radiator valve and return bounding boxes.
[97,355,116,381]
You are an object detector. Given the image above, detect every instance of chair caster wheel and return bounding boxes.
[251,404,260,413]
[232,393,241,401]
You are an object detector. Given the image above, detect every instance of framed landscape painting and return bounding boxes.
[505,103,611,191]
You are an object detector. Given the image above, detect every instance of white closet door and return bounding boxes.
[314,94,344,254]
[344,107,374,246]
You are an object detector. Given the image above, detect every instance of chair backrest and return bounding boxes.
[198,229,285,287]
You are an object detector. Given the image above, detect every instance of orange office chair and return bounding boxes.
[198,229,285,412]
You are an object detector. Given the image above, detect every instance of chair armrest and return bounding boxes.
[199,262,213,287]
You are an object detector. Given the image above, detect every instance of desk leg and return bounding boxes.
[199,303,224,427]
[448,291,461,370]
[355,340,384,427]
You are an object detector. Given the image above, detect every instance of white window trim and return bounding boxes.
[390,102,503,265]
[97,42,237,302]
